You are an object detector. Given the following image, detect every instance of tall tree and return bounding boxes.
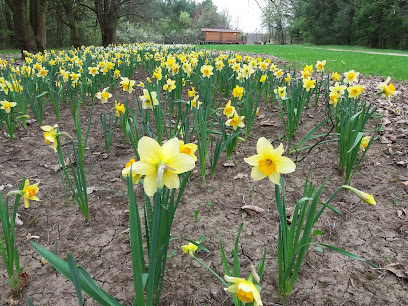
[51,0,82,47]
[5,0,46,53]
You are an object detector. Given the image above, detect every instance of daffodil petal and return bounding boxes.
[251,167,267,181]
[224,275,247,284]
[162,138,180,158]
[275,143,285,156]
[268,171,281,185]
[143,174,157,197]
[138,137,162,164]
[276,156,296,174]
[162,171,180,189]
[257,137,274,156]
[41,125,53,132]
[244,155,261,166]
[166,153,195,174]
[130,161,156,175]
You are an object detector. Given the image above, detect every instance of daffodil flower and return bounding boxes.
[315,60,326,72]
[244,137,295,185]
[200,64,214,78]
[274,86,287,100]
[179,140,197,161]
[181,242,198,258]
[127,137,195,196]
[163,79,176,92]
[224,275,262,306]
[41,124,59,152]
[114,100,125,117]
[360,136,371,150]
[95,88,112,103]
[377,76,398,103]
[122,158,142,184]
[232,85,244,100]
[342,185,376,205]
[21,179,40,208]
[120,77,135,94]
[139,89,159,110]
[225,111,245,130]
[303,78,316,92]
[0,100,17,113]
[343,70,359,84]
[223,100,235,118]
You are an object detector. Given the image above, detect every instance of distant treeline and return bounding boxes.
[262,0,408,50]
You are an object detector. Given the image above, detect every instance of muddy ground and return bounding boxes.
[0,65,407,306]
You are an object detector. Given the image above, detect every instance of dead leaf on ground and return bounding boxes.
[0,185,4,191]
[403,181,408,186]
[260,120,277,126]
[397,209,406,218]
[53,158,75,172]
[20,272,29,289]
[26,119,36,125]
[86,187,97,194]
[382,263,408,279]
[15,213,23,226]
[257,114,266,119]
[223,161,235,167]
[286,206,295,224]
[241,205,265,214]
[233,173,248,180]
[26,233,40,240]
[41,257,48,265]
[8,295,18,306]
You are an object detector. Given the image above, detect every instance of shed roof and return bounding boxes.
[201,28,241,33]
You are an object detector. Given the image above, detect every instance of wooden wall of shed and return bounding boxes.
[221,32,238,41]
[205,32,221,41]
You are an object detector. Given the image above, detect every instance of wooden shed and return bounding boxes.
[200,28,243,44]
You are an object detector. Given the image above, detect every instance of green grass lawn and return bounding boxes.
[198,44,408,81]
[0,49,20,54]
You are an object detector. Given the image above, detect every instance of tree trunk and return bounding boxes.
[5,0,37,55]
[95,0,119,46]
[64,0,81,48]
[30,0,46,50]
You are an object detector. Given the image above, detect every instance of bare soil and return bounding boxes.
[0,67,407,306]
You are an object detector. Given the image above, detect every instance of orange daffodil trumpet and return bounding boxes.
[125,137,195,196]
[21,179,40,208]
[244,137,296,185]
[224,274,262,306]
[377,76,398,103]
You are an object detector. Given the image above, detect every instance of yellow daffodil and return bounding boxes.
[126,137,195,196]
[274,69,283,78]
[181,242,198,258]
[343,70,359,84]
[240,64,254,79]
[244,137,295,185]
[41,124,59,152]
[37,68,48,79]
[303,78,316,92]
[332,72,340,82]
[153,67,162,80]
[260,74,268,83]
[315,60,326,72]
[377,77,398,103]
[341,185,376,205]
[140,89,159,110]
[88,66,99,77]
[188,87,195,97]
[301,70,310,79]
[179,140,197,161]
[274,86,287,100]
[0,100,17,113]
[189,96,201,109]
[137,81,145,88]
[114,69,120,79]
[347,85,364,99]
[225,111,245,130]
[330,82,346,95]
[284,73,291,83]
[224,275,262,306]
[304,64,313,75]
[163,79,176,92]
[360,136,371,150]
[114,100,125,117]
[223,100,235,118]
[95,88,112,103]
[21,179,40,208]
[329,91,340,107]
[120,77,136,94]
[232,85,244,100]
[201,64,214,78]
[122,158,142,184]
[270,63,277,71]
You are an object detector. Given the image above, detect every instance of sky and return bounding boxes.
[198,0,265,33]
